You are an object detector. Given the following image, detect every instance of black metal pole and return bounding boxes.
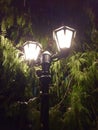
[39,51,51,130]
[40,74,51,130]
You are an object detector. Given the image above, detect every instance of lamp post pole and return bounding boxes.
[39,51,51,130]
[22,26,76,130]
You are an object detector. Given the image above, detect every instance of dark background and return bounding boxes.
[11,0,98,36]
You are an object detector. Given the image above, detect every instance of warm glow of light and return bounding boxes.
[57,29,73,49]
[53,26,76,52]
[24,42,41,61]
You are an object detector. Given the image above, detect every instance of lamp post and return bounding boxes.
[22,26,76,130]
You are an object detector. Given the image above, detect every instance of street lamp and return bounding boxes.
[53,26,76,51]
[22,26,76,130]
[23,41,42,61]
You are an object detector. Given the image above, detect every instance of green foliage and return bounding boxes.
[63,105,91,130]
[67,51,98,87]
[51,60,68,94]
[0,0,33,44]
[50,50,98,130]
[63,51,98,130]
[0,36,24,103]
[49,108,64,130]
[91,29,98,51]
[51,61,62,98]
[0,35,40,129]
[27,108,40,130]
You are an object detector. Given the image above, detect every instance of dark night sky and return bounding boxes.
[2,0,98,39]
[12,0,98,31]
[25,0,98,36]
